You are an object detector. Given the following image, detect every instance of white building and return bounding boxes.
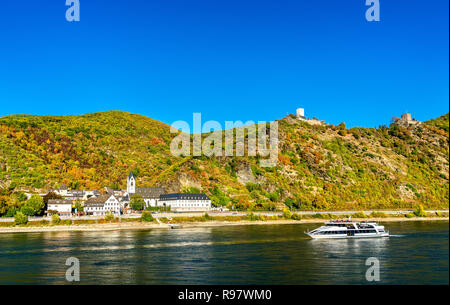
[126,171,165,208]
[296,108,306,120]
[159,193,211,212]
[83,190,101,200]
[49,184,100,201]
[47,199,73,217]
[296,108,325,126]
[84,194,121,216]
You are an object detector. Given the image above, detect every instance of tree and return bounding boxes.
[74,199,83,213]
[0,196,10,216]
[284,198,296,210]
[21,206,35,216]
[25,195,45,216]
[283,208,292,219]
[5,206,19,217]
[14,211,28,226]
[104,211,115,222]
[52,214,61,225]
[184,187,201,194]
[16,193,28,203]
[141,211,154,222]
[264,202,277,211]
[130,194,145,211]
[413,205,427,217]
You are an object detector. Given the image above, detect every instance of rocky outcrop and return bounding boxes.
[161,172,202,193]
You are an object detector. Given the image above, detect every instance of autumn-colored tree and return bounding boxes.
[25,195,45,216]
[130,194,145,211]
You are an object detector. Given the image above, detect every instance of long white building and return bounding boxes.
[159,193,211,212]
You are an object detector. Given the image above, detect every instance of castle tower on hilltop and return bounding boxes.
[401,113,412,121]
[391,112,421,127]
[296,108,305,120]
[295,107,325,126]
[127,171,136,194]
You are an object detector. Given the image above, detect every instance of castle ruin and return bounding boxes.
[391,113,421,127]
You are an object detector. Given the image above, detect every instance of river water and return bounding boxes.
[0,221,448,285]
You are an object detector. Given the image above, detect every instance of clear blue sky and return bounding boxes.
[0,0,448,128]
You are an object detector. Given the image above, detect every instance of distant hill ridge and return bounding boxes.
[0,110,448,210]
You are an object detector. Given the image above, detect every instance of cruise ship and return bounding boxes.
[306,219,389,239]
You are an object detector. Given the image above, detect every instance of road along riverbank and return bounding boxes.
[0,215,447,234]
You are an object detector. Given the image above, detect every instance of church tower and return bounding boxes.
[127,171,136,194]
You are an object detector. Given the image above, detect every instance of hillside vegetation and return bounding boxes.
[0,111,448,214]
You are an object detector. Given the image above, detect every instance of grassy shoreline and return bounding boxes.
[0,215,448,234]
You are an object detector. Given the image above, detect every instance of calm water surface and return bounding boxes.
[0,221,448,285]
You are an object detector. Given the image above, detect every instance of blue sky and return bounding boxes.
[0,0,448,128]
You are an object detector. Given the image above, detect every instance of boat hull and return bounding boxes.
[307,232,389,239]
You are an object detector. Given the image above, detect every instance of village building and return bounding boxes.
[46,199,73,217]
[84,194,121,216]
[65,190,85,201]
[50,184,69,197]
[125,171,165,208]
[105,187,126,198]
[49,184,100,201]
[83,190,101,200]
[159,193,212,212]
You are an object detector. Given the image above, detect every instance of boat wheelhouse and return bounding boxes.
[306,220,389,239]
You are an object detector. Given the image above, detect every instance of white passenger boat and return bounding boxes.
[306,219,389,239]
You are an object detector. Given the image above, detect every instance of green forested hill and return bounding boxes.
[0,111,448,212]
[0,111,176,190]
[426,113,449,132]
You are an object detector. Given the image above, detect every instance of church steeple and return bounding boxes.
[127,171,136,194]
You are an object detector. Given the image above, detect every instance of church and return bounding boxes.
[125,171,211,212]
[126,171,165,208]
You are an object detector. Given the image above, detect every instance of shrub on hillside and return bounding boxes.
[264,202,277,211]
[246,213,266,221]
[370,211,387,218]
[283,208,292,219]
[291,213,302,221]
[201,213,213,221]
[353,211,368,218]
[413,205,427,217]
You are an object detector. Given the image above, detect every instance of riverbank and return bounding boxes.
[0,216,447,234]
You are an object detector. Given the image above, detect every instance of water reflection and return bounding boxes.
[0,222,447,284]
[308,237,389,256]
